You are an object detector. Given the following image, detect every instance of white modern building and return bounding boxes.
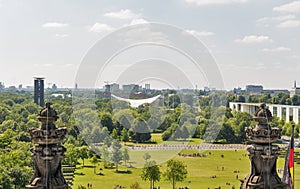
[229,102,300,124]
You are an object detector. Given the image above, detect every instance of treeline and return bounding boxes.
[229,92,300,106]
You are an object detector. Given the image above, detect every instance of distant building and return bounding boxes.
[145,83,150,90]
[104,84,110,93]
[8,86,17,91]
[52,84,57,91]
[290,80,300,97]
[122,84,140,92]
[103,83,120,93]
[246,85,263,94]
[233,87,243,94]
[110,83,119,92]
[34,77,45,107]
[26,86,34,90]
[0,82,4,90]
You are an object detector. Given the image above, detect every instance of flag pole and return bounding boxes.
[292,124,295,189]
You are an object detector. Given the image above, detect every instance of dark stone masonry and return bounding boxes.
[241,104,286,189]
[26,102,68,189]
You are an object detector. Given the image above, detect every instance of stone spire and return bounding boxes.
[26,102,68,189]
[241,104,286,189]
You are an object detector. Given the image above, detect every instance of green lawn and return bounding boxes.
[72,149,300,189]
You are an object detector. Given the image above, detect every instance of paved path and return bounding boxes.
[129,144,246,151]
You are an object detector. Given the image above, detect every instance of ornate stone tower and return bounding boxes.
[241,104,286,189]
[26,102,68,189]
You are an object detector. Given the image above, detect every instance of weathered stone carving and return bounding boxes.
[241,104,286,189]
[26,102,68,189]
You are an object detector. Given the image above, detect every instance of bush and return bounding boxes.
[130,182,142,189]
[77,185,86,189]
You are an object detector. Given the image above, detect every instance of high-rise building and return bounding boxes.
[110,83,120,92]
[34,77,45,107]
[145,83,150,90]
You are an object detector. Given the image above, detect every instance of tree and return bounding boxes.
[235,95,245,103]
[130,118,151,143]
[78,146,90,167]
[168,94,181,109]
[122,147,130,167]
[180,126,190,140]
[91,155,98,174]
[111,140,122,171]
[143,152,151,162]
[121,128,129,143]
[161,127,172,141]
[100,144,110,168]
[0,167,11,189]
[91,127,102,143]
[111,128,119,140]
[99,112,114,132]
[103,136,113,147]
[130,182,142,189]
[141,161,161,189]
[9,166,31,189]
[63,144,80,166]
[164,160,188,189]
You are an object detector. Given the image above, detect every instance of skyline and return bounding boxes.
[0,0,300,89]
[0,79,297,91]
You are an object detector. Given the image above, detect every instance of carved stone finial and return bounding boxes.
[27,103,68,189]
[38,102,59,122]
[241,103,286,189]
[253,103,272,124]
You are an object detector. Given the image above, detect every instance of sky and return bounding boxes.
[0,0,300,90]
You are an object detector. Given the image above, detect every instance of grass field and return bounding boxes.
[72,149,300,189]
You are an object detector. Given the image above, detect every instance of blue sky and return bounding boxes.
[0,0,300,90]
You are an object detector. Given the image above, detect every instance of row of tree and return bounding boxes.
[230,92,300,106]
[141,159,187,189]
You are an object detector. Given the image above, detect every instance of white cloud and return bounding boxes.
[104,9,141,20]
[42,22,68,28]
[277,20,300,28]
[273,1,300,13]
[257,14,296,23]
[235,35,273,44]
[130,18,149,25]
[261,46,291,52]
[55,34,69,38]
[185,30,215,37]
[184,0,248,6]
[89,23,115,33]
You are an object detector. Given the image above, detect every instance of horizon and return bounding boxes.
[0,80,295,91]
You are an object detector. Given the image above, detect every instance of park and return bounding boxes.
[1,90,300,189]
[72,147,300,189]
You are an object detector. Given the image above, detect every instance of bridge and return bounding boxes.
[229,102,300,124]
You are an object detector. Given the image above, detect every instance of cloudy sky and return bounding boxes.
[0,0,300,90]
